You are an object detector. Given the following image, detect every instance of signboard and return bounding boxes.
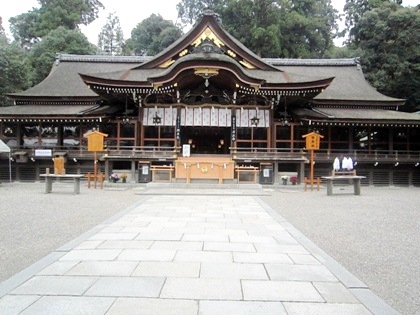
[35,149,52,157]
[182,144,191,157]
[302,132,323,150]
[83,130,108,152]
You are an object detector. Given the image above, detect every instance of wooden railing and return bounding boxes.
[5,146,420,164]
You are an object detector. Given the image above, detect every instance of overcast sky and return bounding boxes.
[1,0,418,46]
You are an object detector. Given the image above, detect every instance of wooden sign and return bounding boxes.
[83,130,108,152]
[302,131,324,150]
[54,157,65,175]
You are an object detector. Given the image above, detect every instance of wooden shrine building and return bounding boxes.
[1,10,420,185]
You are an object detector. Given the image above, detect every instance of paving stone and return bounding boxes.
[288,254,321,265]
[98,240,153,250]
[174,250,232,263]
[272,231,300,245]
[313,282,360,303]
[233,252,293,264]
[74,240,104,249]
[182,234,229,242]
[66,261,138,276]
[283,302,372,315]
[132,262,200,278]
[150,241,203,251]
[229,235,277,244]
[117,249,176,261]
[203,242,256,252]
[205,228,248,236]
[85,277,165,298]
[170,217,206,222]
[20,296,115,315]
[265,264,338,282]
[136,233,183,241]
[163,227,205,234]
[11,276,98,296]
[119,227,163,233]
[199,300,286,315]
[37,261,80,276]
[254,243,309,254]
[59,249,121,261]
[89,233,138,241]
[160,278,242,300]
[242,280,324,302]
[200,262,268,280]
[148,222,187,228]
[186,221,226,229]
[99,226,124,233]
[107,298,198,315]
[0,295,40,315]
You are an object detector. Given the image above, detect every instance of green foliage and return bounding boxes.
[128,14,182,56]
[0,36,30,106]
[9,0,104,48]
[9,10,41,49]
[97,12,124,55]
[0,17,5,36]
[343,0,402,41]
[28,27,96,85]
[177,0,226,25]
[352,3,419,108]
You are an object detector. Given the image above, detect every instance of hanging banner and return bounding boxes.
[176,116,181,140]
[231,115,237,142]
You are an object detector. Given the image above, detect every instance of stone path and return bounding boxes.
[0,190,399,314]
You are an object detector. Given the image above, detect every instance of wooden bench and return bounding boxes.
[322,174,366,196]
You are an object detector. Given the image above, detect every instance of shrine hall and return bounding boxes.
[1,10,420,186]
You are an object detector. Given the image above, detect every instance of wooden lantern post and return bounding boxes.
[302,131,324,191]
[83,130,108,188]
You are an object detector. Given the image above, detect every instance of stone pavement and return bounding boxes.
[0,189,399,314]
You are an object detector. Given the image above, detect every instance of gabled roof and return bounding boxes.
[293,108,420,125]
[7,11,405,109]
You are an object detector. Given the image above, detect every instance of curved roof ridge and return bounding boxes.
[264,58,359,66]
[57,54,153,63]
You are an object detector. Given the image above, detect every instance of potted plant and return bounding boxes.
[110,173,119,183]
[120,173,128,183]
[281,175,289,185]
[290,176,298,185]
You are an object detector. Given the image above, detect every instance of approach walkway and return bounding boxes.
[0,188,398,314]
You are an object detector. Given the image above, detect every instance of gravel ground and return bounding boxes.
[0,182,418,314]
[0,182,145,282]
[261,185,420,315]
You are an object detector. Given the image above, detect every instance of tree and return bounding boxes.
[9,0,104,48]
[28,27,96,85]
[352,3,420,109]
[0,36,30,106]
[277,0,338,58]
[343,0,402,41]
[128,14,182,56]
[220,0,281,57]
[0,17,5,36]
[176,0,338,58]
[9,10,41,49]
[177,0,226,25]
[97,12,124,55]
